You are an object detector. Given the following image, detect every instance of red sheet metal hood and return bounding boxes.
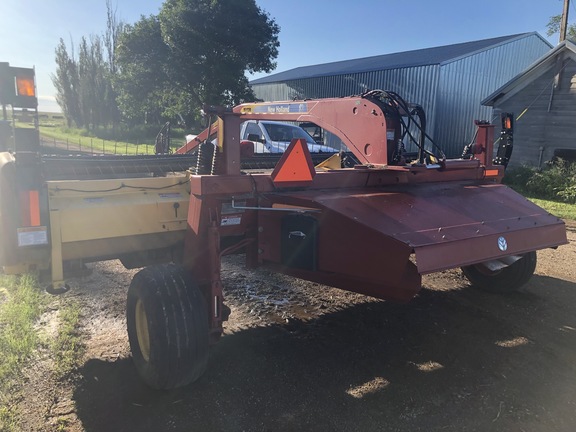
[271,182,567,274]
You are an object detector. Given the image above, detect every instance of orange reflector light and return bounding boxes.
[485,169,500,177]
[16,76,35,97]
[29,190,41,226]
[271,138,315,187]
[19,190,41,227]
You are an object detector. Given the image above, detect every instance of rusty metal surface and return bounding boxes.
[266,181,567,274]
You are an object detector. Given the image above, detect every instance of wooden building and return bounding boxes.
[483,40,576,167]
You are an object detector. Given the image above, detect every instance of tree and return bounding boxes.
[546,14,576,41]
[115,0,279,125]
[52,39,82,128]
[53,35,113,130]
[104,0,124,126]
[114,15,173,124]
[52,1,123,130]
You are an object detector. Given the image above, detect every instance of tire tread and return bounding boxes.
[126,264,208,389]
[461,252,537,293]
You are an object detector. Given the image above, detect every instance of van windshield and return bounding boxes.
[263,123,315,145]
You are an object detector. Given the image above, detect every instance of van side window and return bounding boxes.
[265,124,292,142]
[244,123,262,140]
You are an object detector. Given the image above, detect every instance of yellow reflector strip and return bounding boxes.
[485,169,500,177]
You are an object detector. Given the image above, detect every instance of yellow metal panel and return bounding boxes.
[47,175,190,244]
[49,208,64,285]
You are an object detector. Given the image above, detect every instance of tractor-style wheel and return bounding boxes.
[461,251,537,293]
[126,263,209,389]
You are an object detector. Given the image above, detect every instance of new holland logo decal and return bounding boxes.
[497,236,508,252]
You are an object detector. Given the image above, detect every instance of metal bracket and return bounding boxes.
[231,198,320,213]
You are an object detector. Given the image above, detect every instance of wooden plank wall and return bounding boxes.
[494,59,576,167]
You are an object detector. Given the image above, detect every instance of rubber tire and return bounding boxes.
[126,263,209,389]
[461,251,537,293]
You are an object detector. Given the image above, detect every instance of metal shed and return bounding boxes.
[483,40,576,167]
[250,33,552,157]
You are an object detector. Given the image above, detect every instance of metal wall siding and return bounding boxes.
[435,35,552,155]
[252,34,551,157]
[254,66,439,99]
[253,65,440,154]
[253,65,440,129]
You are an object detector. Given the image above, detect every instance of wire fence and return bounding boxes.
[39,136,172,156]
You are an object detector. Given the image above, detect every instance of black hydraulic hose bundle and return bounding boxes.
[362,90,446,164]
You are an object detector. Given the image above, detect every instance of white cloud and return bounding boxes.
[38,95,61,113]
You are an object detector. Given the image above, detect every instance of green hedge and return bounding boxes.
[504,159,576,204]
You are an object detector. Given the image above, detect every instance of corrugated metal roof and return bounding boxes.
[482,39,576,106]
[251,33,548,85]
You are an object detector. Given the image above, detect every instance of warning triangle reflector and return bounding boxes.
[271,138,316,187]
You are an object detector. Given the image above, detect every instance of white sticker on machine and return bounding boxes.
[221,216,242,226]
[159,193,182,199]
[17,226,49,247]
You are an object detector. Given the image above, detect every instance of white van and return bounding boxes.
[240,120,336,154]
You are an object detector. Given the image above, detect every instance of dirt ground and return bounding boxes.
[14,222,576,432]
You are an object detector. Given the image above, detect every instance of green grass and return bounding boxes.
[504,164,576,221]
[39,126,159,155]
[0,275,84,430]
[527,196,576,221]
[36,112,187,155]
[0,275,43,382]
[0,405,18,432]
[39,126,185,155]
[51,301,83,379]
[56,417,70,431]
[13,111,187,155]
[0,274,44,432]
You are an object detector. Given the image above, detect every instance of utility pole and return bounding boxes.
[559,0,570,42]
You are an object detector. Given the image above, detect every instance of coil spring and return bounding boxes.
[192,142,219,175]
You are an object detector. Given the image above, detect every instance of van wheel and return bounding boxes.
[461,251,537,293]
[126,263,208,389]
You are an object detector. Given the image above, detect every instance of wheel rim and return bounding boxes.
[135,299,151,362]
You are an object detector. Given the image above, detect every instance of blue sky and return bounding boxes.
[0,0,572,112]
